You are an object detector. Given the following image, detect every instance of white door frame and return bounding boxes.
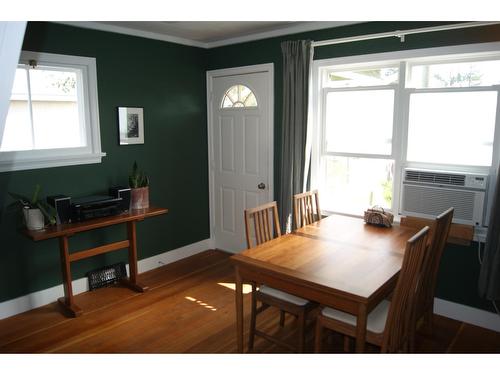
[206,63,274,249]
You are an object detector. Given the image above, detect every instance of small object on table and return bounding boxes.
[364,206,394,227]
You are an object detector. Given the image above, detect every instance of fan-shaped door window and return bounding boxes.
[221,85,258,108]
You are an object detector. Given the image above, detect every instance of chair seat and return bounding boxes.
[321,299,390,334]
[259,285,309,306]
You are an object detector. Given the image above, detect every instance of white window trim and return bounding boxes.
[311,41,500,221]
[0,50,105,172]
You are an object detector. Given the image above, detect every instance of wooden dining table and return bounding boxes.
[230,214,419,353]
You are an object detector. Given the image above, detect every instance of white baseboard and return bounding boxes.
[434,298,500,332]
[137,238,214,273]
[0,238,213,320]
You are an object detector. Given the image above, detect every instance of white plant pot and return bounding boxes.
[23,207,45,230]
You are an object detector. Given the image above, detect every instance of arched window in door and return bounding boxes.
[221,84,258,108]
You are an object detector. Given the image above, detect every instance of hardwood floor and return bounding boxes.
[0,250,498,353]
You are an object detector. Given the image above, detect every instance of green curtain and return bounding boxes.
[278,40,312,233]
[479,165,500,301]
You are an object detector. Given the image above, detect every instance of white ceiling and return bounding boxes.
[59,21,359,48]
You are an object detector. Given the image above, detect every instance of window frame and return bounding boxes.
[311,42,500,220]
[0,50,105,172]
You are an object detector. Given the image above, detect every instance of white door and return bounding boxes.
[208,67,273,252]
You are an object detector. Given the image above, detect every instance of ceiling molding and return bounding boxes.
[56,21,360,49]
[205,21,360,48]
[57,21,207,48]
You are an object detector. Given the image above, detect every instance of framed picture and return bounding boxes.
[118,107,144,145]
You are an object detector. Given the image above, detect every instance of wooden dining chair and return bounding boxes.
[244,201,281,248]
[409,208,454,348]
[244,201,316,352]
[293,190,321,229]
[400,215,436,247]
[314,226,430,353]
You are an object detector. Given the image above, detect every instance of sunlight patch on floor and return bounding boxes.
[185,296,217,311]
[217,282,253,294]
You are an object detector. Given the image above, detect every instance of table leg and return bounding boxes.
[122,220,148,292]
[355,304,367,353]
[235,266,244,353]
[58,236,82,317]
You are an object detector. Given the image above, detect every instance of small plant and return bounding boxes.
[8,184,56,225]
[381,179,393,207]
[129,161,149,188]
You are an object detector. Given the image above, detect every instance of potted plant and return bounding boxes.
[8,185,56,230]
[129,161,150,210]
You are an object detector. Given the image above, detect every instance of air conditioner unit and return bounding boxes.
[400,168,488,226]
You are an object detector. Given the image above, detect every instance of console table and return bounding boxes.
[24,206,168,317]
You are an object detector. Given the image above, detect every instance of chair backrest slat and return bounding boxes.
[293,190,321,229]
[258,211,264,243]
[245,201,281,248]
[382,226,430,353]
[307,195,314,224]
[253,212,261,244]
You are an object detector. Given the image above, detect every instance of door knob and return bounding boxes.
[258,182,266,190]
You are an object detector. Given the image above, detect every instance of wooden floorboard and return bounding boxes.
[0,249,498,353]
[447,323,500,353]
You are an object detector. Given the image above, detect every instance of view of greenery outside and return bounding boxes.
[409,60,500,88]
[53,75,77,93]
[321,156,394,215]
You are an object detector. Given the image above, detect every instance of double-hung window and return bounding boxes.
[312,43,500,218]
[0,51,104,172]
[316,64,399,215]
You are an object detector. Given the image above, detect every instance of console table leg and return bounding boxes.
[127,221,138,284]
[58,236,82,317]
[123,220,148,293]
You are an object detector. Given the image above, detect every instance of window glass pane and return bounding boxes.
[320,156,394,215]
[408,60,500,88]
[407,91,497,166]
[238,85,251,102]
[29,69,84,149]
[222,96,233,108]
[226,85,238,103]
[1,68,33,151]
[325,90,394,155]
[244,92,257,106]
[326,67,398,88]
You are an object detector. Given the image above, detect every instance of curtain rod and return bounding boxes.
[312,22,500,47]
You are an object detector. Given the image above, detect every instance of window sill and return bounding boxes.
[0,152,106,172]
[324,210,488,244]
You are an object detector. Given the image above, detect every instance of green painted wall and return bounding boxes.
[206,21,500,313]
[1,22,499,314]
[0,22,209,303]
